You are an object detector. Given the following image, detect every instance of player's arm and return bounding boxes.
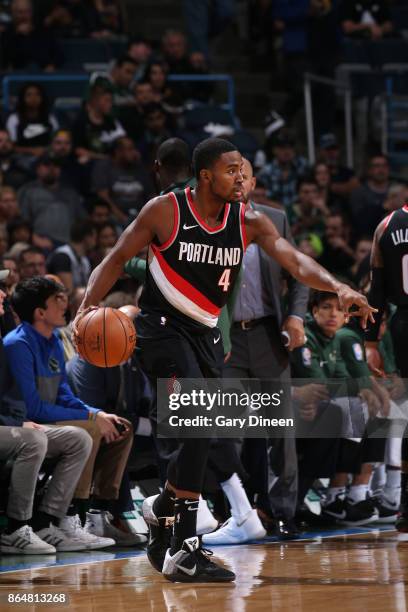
[245,210,376,326]
[365,219,387,356]
[78,195,172,313]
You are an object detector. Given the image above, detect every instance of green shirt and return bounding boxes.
[290,318,359,396]
[379,329,397,375]
[336,326,371,391]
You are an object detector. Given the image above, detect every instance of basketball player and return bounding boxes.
[365,204,408,531]
[74,138,375,583]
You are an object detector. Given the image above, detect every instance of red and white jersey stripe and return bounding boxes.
[140,187,246,329]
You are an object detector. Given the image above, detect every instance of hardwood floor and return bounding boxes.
[0,530,407,611]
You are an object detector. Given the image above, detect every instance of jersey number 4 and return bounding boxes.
[218,268,231,292]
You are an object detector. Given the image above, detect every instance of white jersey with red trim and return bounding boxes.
[139,187,247,330]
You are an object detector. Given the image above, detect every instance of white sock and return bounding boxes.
[221,473,252,522]
[383,468,401,506]
[370,464,386,494]
[386,468,401,489]
[347,484,368,504]
[323,487,346,506]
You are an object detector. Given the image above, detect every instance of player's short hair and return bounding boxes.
[192,138,238,180]
[11,277,62,324]
[156,138,190,171]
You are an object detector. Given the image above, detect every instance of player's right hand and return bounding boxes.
[71,306,98,351]
[336,284,377,328]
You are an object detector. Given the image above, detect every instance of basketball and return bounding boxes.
[75,307,137,367]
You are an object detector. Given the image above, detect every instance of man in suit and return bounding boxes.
[203,159,309,544]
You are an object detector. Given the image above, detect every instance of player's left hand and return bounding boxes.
[336,283,377,328]
[281,316,306,351]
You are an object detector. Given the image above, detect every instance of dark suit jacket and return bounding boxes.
[218,203,309,352]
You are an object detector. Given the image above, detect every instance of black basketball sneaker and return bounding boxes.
[162,536,235,583]
[142,494,173,572]
[396,512,408,532]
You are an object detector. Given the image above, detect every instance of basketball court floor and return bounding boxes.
[0,525,407,611]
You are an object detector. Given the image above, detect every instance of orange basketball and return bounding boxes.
[76,307,137,367]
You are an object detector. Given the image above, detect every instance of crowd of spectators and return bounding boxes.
[0,0,408,551]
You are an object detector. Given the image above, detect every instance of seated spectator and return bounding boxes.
[126,37,153,81]
[341,0,393,40]
[257,129,309,210]
[7,218,32,250]
[313,162,347,211]
[349,154,390,239]
[89,221,118,268]
[0,187,20,226]
[72,83,126,162]
[96,221,118,251]
[18,152,85,247]
[0,129,32,190]
[291,291,385,526]
[6,83,58,160]
[318,211,356,279]
[88,198,111,227]
[18,247,46,280]
[4,277,136,545]
[318,134,360,200]
[160,28,211,102]
[143,61,182,114]
[47,219,96,294]
[91,136,155,224]
[290,176,329,237]
[137,103,173,167]
[0,275,100,554]
[383,183,408,212]
[1,256,19,294]
[350,236,372,283]
[0,0,61,70]
[50,129,87,194]
[105,55,138,107]
[117,81,155,143]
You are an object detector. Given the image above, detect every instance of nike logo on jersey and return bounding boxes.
[183,223,199,230]
[214,335,221,344]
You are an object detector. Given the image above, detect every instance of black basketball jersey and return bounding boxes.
[139,187,247,330]
[379,205,408,305]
